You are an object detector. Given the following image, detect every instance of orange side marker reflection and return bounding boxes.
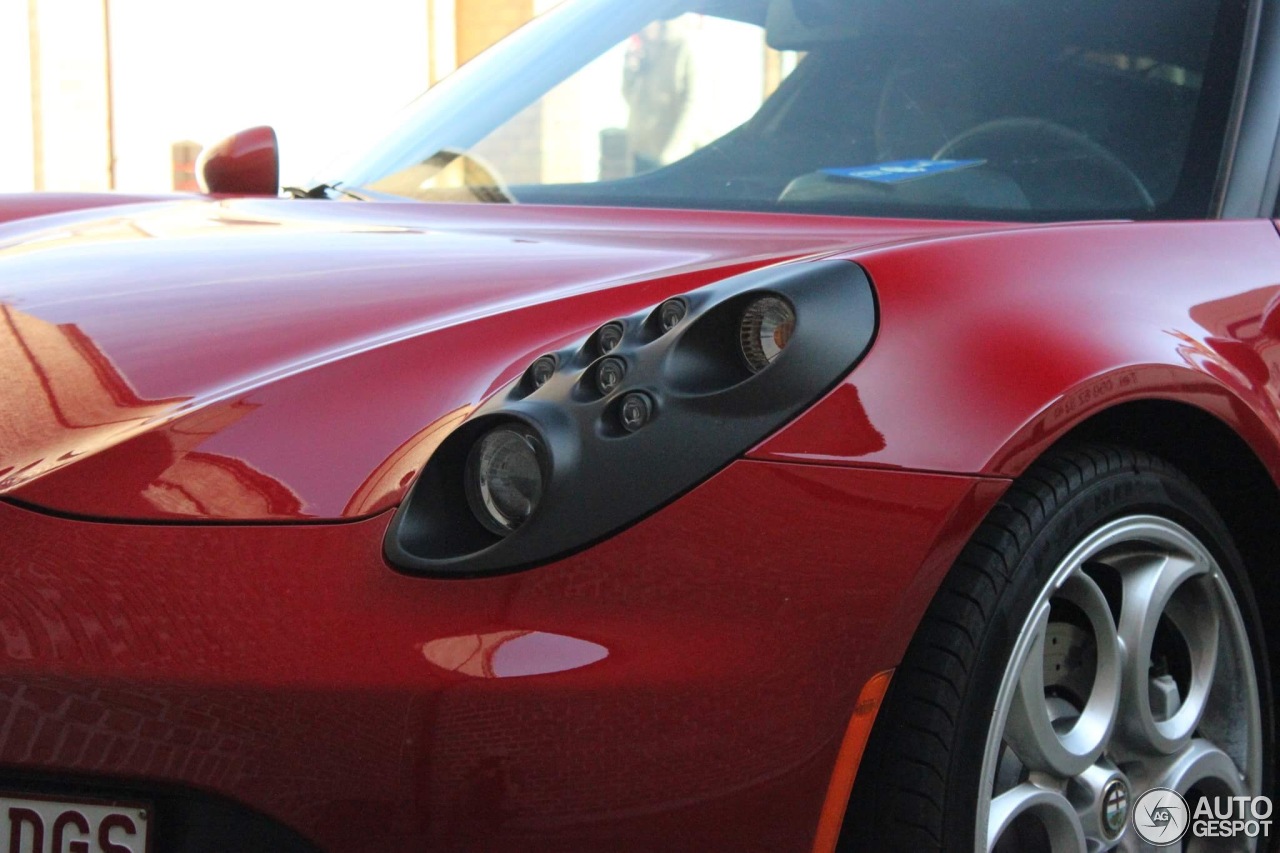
[811,669,894,853]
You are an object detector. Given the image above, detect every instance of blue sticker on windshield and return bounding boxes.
[822,159,986,184]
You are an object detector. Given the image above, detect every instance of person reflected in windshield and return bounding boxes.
[623,19,693,175]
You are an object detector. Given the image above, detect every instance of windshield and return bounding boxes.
[322,0,1246,222]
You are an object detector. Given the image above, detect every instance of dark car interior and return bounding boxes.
[509,0,1241,222]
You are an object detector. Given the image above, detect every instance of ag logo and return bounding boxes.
[1133,787,1190,846]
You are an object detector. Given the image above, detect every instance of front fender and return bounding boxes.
[751,219,1280,484]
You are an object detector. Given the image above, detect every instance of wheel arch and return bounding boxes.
[1049,399,1280,739]
[842,408,1279,850]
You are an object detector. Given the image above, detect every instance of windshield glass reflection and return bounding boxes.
[325,0,1240,222]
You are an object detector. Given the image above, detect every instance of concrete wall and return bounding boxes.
[4,0,520,193]
[23,0,112,192]
[0,1,35,193]
[107,0,433,191]
[3,2,777,196]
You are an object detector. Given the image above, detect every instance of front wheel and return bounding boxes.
[844,445,1274,852]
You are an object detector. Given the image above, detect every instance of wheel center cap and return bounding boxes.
[1102,778,1130,837]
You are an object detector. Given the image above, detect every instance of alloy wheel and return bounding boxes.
[977,516,1263,852]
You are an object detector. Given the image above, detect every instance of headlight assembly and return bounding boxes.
[739,296,796,373]
[385,259,877,576]
[464,427,546,535]
[658,298,687,332]
[526,354,558,390]
[595,357,627,396]
[596,321,625,354]
[618,393,653,434]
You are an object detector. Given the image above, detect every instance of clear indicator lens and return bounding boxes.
[529,355,557,389]
[619,393,652,432]
[659,299,687,332]
[465,427,545,535]
[596,357,627,395]
[598,322,624,354]
[740,296,796,373]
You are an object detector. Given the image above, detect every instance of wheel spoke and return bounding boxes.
[1006,571,1121,777]
[1114,550,1219,754]
[1140,738,1249,800]
[1122,740,1257,852]
[988,784,1087,853]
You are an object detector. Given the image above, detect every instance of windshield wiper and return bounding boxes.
[282,183,366,201]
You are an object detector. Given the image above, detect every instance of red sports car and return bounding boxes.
[1,0,1276,850]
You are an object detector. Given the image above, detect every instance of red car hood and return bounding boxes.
[0,196,982,521]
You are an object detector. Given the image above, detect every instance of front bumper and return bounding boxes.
[0,460,1004,852]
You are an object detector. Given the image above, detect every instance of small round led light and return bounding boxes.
[464,427,545,536]
[596,357,626,395]
[528,355,557,389]
[619,393,653,433]
[597,322,624,354]
[658,299,687,332]
[739,296,796,373]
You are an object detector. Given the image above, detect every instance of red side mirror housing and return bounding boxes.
[196,126,280,196]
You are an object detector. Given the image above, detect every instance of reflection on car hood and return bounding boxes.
[0,197,984,521]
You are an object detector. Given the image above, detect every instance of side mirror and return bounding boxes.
[196,126,280,196]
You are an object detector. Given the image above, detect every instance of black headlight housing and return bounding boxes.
[385,259,877,577]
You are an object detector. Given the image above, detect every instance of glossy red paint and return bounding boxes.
[7,197,1280,850]
[752,219,1280,484]
[1262,275,1280,340]
[0,193,192,226]
[0,198,996,520]
[195,126,280,196]
[0,460,1001,852]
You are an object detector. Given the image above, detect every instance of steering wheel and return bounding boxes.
[934,118,1154,210]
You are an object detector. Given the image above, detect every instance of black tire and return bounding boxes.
[842,444,1276,852]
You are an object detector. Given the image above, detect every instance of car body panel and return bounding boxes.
[4,196,1280,850]
[3,0,1280,843]
[0,193,193,225]
[0,197,1002,521]
[752,219,1280,485]
[0,461,1003,852]
[10,201,1280,525]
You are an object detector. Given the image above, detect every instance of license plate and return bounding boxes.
[0,792,150,852]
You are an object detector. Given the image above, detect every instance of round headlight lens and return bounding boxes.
[739,296,796,373]
[619,393,653,432]
[464,427,545,536]
[528,355,557,389]
[596,357,627,395]
[597,322,624,354]
[658,299,687,332]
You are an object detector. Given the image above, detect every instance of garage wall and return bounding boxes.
[107,0,433,191]
[5,0,536,194]
[22,0,112,193]
[0,1,35,193]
